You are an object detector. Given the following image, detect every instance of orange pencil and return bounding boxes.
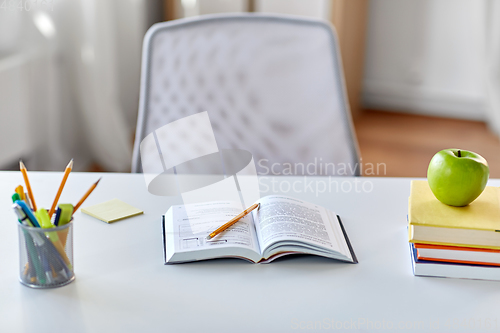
[206,203,260,240]
[19,161,37,212]
[73,177,102,212]
[48,159,73,218]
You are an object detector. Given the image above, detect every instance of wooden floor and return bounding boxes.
[354,110,500,177]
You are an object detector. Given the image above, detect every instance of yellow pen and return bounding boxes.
[15,185,25,201]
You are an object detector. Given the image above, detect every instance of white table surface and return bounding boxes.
[1,172,499,333]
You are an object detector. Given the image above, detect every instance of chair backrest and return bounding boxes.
[132,13,360,176]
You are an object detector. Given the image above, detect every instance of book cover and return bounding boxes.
[415,243,500,267]
[415,243,500,252]
[410,243,500,281]
[409,180,500,231]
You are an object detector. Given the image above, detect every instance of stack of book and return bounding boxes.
[408,180,500,281]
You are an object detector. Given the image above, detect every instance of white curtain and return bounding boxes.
[485,0,500,136]
[65,0,149,171]
[72,0,135,171]
[0,0,147,171]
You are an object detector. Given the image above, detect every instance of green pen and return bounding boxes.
[12,193,21,203]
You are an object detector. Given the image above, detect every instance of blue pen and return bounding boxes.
[38,246,54,284]
[30,231,69,277]
[13,203,48,284]
[12,201,41,283]
[12,204,31,226]
[54,207,62,226]
[13,202,70,282]
[14,201,72,283]
[14,200,40,227]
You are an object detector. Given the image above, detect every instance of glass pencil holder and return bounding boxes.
[18,220,75,288]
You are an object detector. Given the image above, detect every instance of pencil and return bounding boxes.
[24,193,33,210]
[19,161,37,212]
[206,203,260,240]
[73,177,102,212]
[48,159,73,218]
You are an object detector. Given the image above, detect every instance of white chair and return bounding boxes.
[132,13,360,177]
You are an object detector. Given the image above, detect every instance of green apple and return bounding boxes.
[427,149,489,206]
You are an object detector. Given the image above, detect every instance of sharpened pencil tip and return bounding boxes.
[19,160,25,170]
[67,159,74,168]
[95,177,102,185]
[206,235,212,240]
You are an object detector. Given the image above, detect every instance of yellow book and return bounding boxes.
[409,180,500,249]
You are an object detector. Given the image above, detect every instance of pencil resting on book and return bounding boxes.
[48,159,73,218]
[73,177,102,212]
[206,203,259,240]
[19,161,37,212]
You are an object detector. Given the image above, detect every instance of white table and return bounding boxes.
[1,172,499,333]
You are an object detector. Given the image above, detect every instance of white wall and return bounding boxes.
[199,0,248,13]
[182,0,248,17]
[194,0,331,18]
[255,0,331,20]
[363,0,487,120]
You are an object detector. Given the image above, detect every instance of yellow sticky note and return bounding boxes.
[81,199,143,223]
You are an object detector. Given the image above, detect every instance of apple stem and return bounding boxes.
[458,150,461,157]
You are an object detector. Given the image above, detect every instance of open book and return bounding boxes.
[162,195,357,264]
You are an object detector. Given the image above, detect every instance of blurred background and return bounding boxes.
[1,0,499,177]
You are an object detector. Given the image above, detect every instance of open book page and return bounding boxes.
[253,196,353,261]
[164,201,262,263]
